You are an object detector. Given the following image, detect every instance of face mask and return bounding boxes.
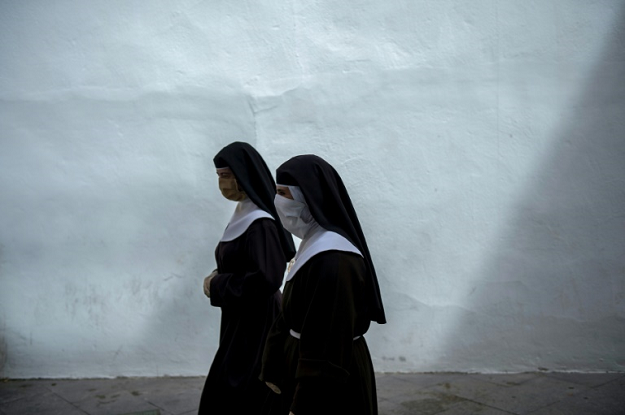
[219,177,246,202]
[274,194,316,239]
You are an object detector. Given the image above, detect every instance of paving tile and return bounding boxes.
[1,373,624,415]
[42,377,204,415]
[48,378,165,414]
[395,373,466,389]
[114,377,203,414]
[375,373,463,401]
[140,383,202,414]
[542,372,625,388]
[426,373,584,415]
[381,388,512,415]
[436,400,516,415]
[559,376,625,415]
[378,397,402,415]
[46,378,124,404]
[0,380,52,406]
[530,399,621,415]
[468,372,542,387]
[376,373,423,400]
[0,390,86,415]
[529,379,625,415]
[383,388,473,415]
[70,388,163,415]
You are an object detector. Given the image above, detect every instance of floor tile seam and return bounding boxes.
[408,388,522,415]
[449,396,521,415]
[380,373,424,383]
[523,400,561,415]
[26,387,92,415]
[542,373,625,388]
[438,375,519,392]
[0,395,28,405]
[386,373,464,388]
[422,382,568,414]
[468,373,542,387]
[0,388,88,410]
[482,396,566,415]
[142,397,171,414]
[377,386,457,405]
[447,385,566,410]
[524,374,595,396]
[588,375,625,389]
[466,377,535,388]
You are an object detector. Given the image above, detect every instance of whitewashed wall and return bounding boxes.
[1,1,624,378]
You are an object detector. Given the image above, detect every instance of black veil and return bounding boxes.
[214,142,296,261]
[276,154,386,324]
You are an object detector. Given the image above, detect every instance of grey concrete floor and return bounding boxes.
[1,372,624,415]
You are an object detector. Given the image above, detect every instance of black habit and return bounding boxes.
[198,218,287,414]
[199,142,295,414]
[260,154,385,415]
[260,251,378,415]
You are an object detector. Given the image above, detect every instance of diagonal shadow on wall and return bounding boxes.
[432,4,625,373]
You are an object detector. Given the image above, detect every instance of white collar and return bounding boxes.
[220,198,274,242]
[286,225,362,281]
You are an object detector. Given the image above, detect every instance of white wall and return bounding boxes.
[1,0,624,378]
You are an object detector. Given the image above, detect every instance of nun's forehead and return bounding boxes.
[287,185,306,203]
[276,184,306,203]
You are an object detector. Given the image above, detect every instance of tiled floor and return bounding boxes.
[1,372,624,415]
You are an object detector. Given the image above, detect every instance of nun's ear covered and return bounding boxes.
[276,154,386,324]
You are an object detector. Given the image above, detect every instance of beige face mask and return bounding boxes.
[219,176,246,201]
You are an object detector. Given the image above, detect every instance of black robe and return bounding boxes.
[260,250,378,415]
[198,218,287,414]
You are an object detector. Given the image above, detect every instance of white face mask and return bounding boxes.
[274,194,316,239]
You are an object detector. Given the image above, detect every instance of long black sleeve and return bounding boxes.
[210,219,286,308]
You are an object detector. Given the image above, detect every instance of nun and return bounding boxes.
[198,142,296,414]
[260,154,386,415]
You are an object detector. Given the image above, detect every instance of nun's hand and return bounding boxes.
[265,382,281,394]
[203,269,218,297]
